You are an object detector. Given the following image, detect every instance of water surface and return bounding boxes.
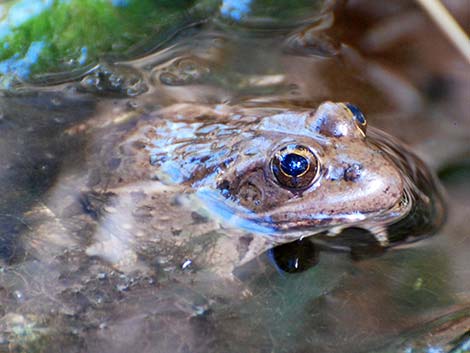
[0,1,469,352]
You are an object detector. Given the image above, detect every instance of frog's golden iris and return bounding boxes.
[271,144,319,190]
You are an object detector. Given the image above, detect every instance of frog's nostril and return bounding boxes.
[344,163,362,182]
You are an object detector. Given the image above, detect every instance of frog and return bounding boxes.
[30,100,444,277]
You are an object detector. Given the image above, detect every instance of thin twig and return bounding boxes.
[415,0,470,63]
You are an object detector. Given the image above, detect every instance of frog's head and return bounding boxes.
[214,101,406,237]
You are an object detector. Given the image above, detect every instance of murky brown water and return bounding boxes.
[0,1,469,352]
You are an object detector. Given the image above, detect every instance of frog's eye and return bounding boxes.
[345,103,367,131]
[271,144,319,189]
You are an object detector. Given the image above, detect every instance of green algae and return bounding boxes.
[0,0,206,87]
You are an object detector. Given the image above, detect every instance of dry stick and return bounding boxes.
[415,0,470,63]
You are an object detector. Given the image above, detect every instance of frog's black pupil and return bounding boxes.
[280,153,308,176]
[346,103,366,124]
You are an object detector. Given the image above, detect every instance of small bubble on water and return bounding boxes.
[80,64,147,97]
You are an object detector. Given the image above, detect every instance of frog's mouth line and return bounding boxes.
[191,186,414,244]
[255,188,415,245]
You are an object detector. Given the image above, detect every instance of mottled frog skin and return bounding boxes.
[36,101,445,275]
